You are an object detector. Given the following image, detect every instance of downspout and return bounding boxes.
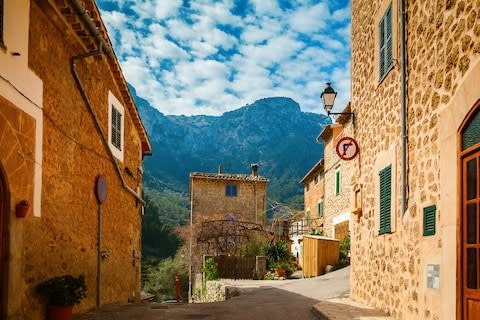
[188,178,194,303]
[400,0,408,214]
[70,0,145,205]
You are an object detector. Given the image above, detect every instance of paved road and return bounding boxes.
[74,267,350,320]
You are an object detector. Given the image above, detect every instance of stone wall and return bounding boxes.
[0,1,146,319]
[350,0,480,319]
[303,165,325,225]
[322,120,355,239]
[191,178,267,226]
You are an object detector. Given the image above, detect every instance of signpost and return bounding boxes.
[335,136,359,161]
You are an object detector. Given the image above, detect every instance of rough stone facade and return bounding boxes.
[320,111,355,240]
[301,159,325,227]
[351,0,480,319]
[190,172,267,226]
[0,1,151,319]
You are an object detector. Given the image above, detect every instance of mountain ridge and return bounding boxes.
[130,84,330,210]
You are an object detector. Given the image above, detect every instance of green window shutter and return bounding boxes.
[379,17,385,78]
[306,210,311,226]
[335,170,341,195]
[318,201,323,218]
[379,165,392,234]
[379,3,393,79]
[423,205,436,236]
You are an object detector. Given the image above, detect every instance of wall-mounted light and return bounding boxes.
[320,83,355,124]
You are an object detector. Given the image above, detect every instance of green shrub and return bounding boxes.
[203,258,220,281]
[263,240,291,268]
[37,275,87,306]
[263,272,275,280]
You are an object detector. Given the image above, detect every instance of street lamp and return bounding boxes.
[320,83,354,124]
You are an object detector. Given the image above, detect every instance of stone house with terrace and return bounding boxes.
[0,0,151,319]
[351,0,480,319]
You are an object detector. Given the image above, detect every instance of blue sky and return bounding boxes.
[97,0,351,116]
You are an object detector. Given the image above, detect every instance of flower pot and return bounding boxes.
[275,268,286,278]
[48,305,74,320]
[15,201,29,218]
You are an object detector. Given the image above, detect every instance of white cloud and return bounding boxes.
[97,0,351,116]
[250,0,283,16]
[289,2,329,33]
[132,0,182,20]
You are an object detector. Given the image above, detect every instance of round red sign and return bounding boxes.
[336,136,359,161]
[95,175,107,203]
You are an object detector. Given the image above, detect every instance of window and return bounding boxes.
[306,182,310,192]
[0,0,4,49]
[314,174,319,185]
[379,3,393,79]
[108,91,125,162]
[379,165,392,234]
[335,168,341,196]
[318,199,324,218]
[225,184,237,197]
[111,106,122,150]
[423,205,436,236]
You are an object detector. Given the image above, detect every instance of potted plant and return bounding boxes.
[37,275,87,320]
[15,200,30,218]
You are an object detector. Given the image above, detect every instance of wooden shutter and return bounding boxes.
[379,3,393,79]
[379,165,392,234]
[385,4,393,71]
[111,106,122,150]
[379,16,385,78]
[423,205,436,236]
[335,170,341,195]
[318,201,323,218]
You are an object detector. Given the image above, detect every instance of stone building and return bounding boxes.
[0,1,151,319]
[317,105,355,241]
[300,158,325,232]
[189,165,267,226]
[351,0,480,319]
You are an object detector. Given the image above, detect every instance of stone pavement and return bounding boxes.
[312,298,392,320]
[73,267,391,320]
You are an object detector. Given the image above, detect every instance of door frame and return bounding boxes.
[457,99,480,320]
[0,163,9,319]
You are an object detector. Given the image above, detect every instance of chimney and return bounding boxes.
[218,165,223,174]
[251,163,259,177]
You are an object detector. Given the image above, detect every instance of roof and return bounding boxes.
[52,0,152,153]
[299,159,324,184]
[317,102,352,142]
[190,172,268,182]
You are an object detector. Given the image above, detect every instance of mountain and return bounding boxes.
[131,84,330,213]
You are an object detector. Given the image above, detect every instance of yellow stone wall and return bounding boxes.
[351,0,480,319]
[191,177,267,226]
[0,1,146,319]
[303,166,324,224]
[322,121,356,239]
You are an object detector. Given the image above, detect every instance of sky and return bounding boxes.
[97,0,351,116]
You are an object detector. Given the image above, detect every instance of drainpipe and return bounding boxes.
[69,0,145,205]
[71,51,145,205]
[400,0,408,214]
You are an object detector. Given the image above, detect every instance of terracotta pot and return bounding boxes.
[15,202,29,218]
[48,305,74,320]
[275,268,286,278]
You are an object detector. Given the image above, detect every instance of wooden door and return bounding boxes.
[462,152,480,319]
[460,104,480,320]
[0,170,4,317]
